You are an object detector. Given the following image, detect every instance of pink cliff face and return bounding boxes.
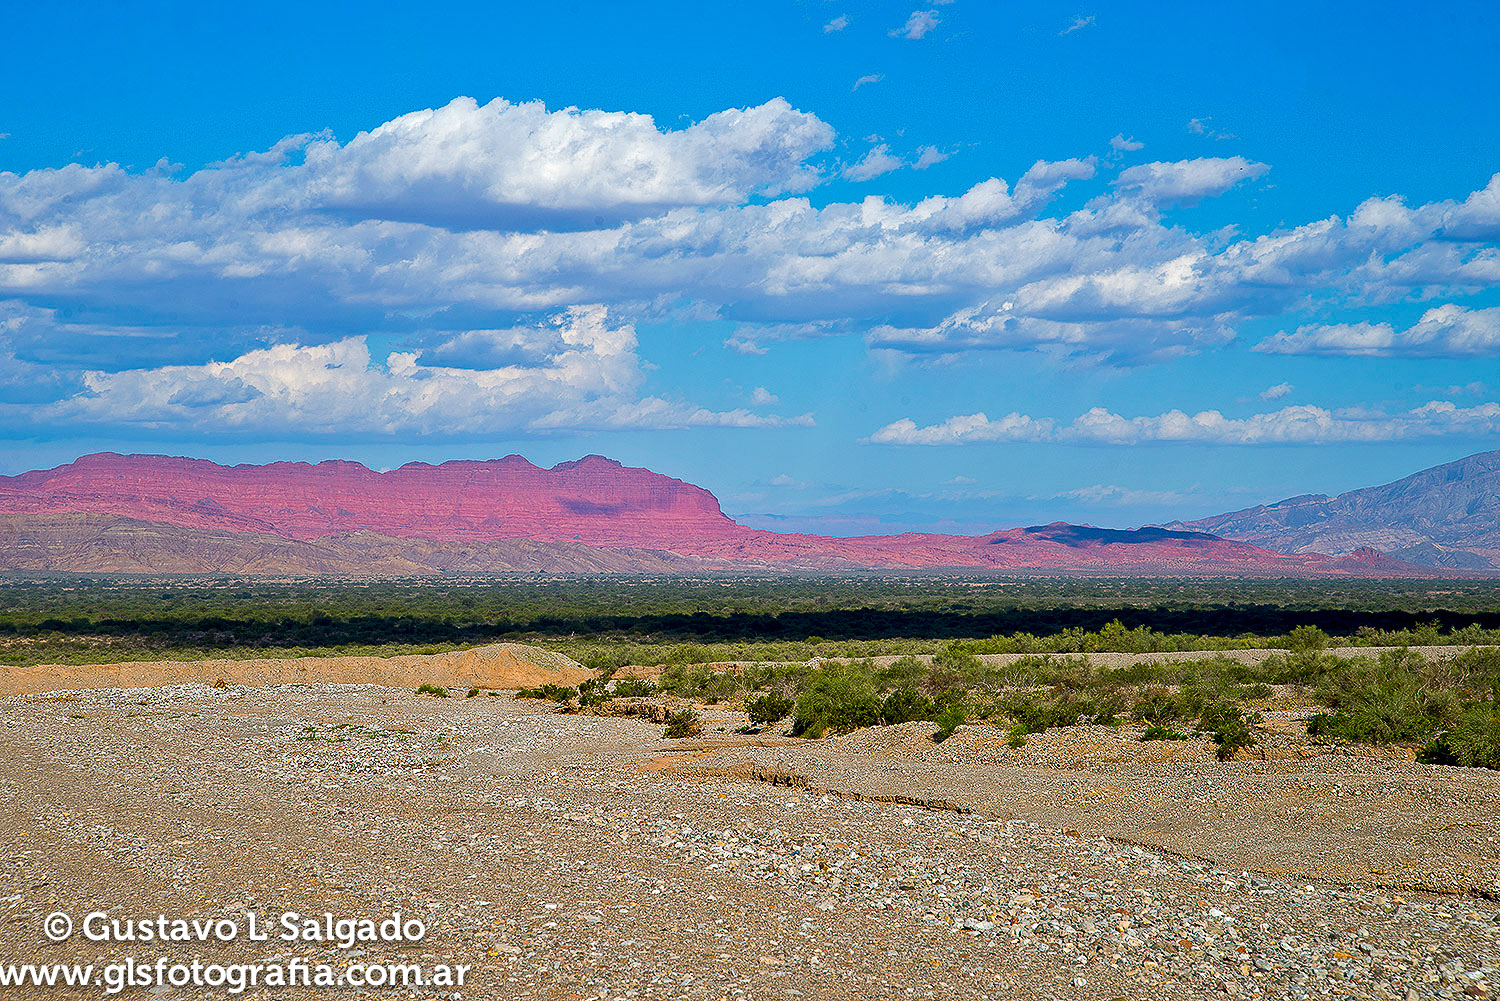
[0,452,740,549]
[0,453,1449,575]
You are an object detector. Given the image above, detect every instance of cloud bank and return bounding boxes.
[1256,304,1500,357]
[870,401,1500,446]
[1,95,1498,437]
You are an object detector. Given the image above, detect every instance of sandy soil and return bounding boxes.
[0,643,588,696]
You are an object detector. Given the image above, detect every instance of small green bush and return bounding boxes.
[577,678,611,707]
[465,687,480,698]
[699,672,744,704]
[746,692,794,727]
[415,683,449,698]
[1131,686,1190,725]
[791,666,881,737]
[880,689,936,725]
[1140,725,1189,741]
[664,710,701,739]
[930,645,983,683]
[1286,625,1330,655]
[1003,692,1096,735]
[513,684,578,702]
[1196,702,1256,760]
[611,678,658,698]
[1308,649,1463,745]
[877,655,928,690]
[933,701,966,742]
[1419,685,1500,769]
[1086,689,1127,726]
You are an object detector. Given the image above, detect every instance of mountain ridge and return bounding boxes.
[0,452,1467,576]
[0,451,736,548]
[1167,450,1500,569]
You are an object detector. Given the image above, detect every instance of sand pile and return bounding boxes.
[0,642,590,696]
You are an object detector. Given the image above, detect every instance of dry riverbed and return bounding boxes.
[0,684,1496,1000]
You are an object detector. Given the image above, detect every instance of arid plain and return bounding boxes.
[1,643,1497,1000]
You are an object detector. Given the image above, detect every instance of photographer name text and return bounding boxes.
[45,911,427,950]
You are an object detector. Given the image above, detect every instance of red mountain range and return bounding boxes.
[0,452,1444,576]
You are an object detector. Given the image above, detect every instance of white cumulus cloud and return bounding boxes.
[33,306,812,436]
[1114,157,1269,202]
[298,96,835,229]
[843,144,904,182]
[1259,382,1293,400]
[1255,304,1500,357]
[867,412,1055,445]
[891,10,940,39]
[869,400,1500,445]
[913,146,950,170]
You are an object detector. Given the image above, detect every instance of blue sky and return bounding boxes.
[2,1,1499,535]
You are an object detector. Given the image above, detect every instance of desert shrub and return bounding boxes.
[1196,702,1257,760]
[514,684,577,702]
[1085,688,1127,726]
[576,678,611,707]
[1307,649,1462,744]
[1444,646,1500,688]
[699,672,744,704]
[791,666,881,738]
[657,663,710,696]
[739,663,777,692]
[664,710,701,739]
[1287,625,1330,655]
[998,655,1079,688]
[924,645,983,697]
[877,655,928,690]
[746,692,794,727]
[1081,619,1163,654]
[465,687,480,698]
[655,663,745,702]
[415,683,449,698]
[1419,687,1500,769]
[1140,725,1189,741]
[880,688,936,725]
[1131,686,1190,725]
[932,646,981,674]
[1002,695,1062,736]
[611,678,658,698]
[1213,721,1255,760]
[1003,689,1121,735]
[933,701,967,742]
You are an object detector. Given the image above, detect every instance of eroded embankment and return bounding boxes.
[0,642,589,696]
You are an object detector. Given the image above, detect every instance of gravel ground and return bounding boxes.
[0,684,1496,1000]
[677,718,1500,898]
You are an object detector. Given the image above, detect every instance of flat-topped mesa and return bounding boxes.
[0,451,1459,575]
[0,452,742,547]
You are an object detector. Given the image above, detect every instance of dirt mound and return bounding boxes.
[0,642,590,696]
